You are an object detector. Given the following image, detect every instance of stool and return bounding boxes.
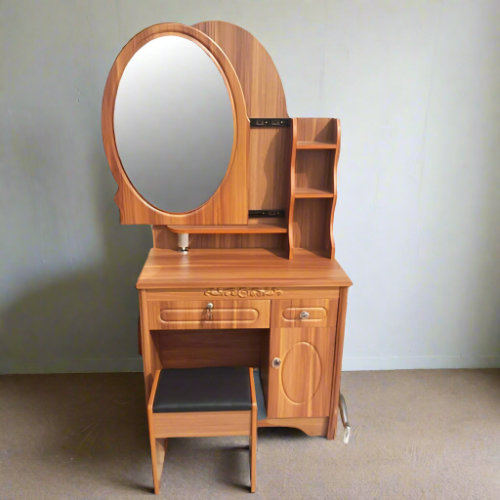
[147,366,257,494]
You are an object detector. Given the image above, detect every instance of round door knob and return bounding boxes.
[299,311,310,319]
[272,357,281,368]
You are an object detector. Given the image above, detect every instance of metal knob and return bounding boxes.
[299,311,310,319]
[272,357,281,368]
[206,302,214,320]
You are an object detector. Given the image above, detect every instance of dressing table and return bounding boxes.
[102,20,352,462]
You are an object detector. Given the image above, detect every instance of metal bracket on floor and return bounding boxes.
[339,393,351,444]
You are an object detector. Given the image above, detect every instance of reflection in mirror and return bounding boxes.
[114,36,234,213]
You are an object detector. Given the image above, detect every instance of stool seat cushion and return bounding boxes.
[153,367,252,413]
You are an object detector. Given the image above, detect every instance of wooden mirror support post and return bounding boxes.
[102,20,352,492]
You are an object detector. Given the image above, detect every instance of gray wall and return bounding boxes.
[1,0,499,373]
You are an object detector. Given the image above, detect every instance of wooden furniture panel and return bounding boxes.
[267,327,336,418]
[152,411,251,437]
[102,23,249,225]
[168,223,287,234]
[157,329,268,369]
[297,141,336,150]
[249,367,258,492]
[294,188,334,199]
[249,128,291,211]
[271,299,338,328]
[140,290,162,403]
[189,233,287,250]
[147,287,341,301]
[148,299,270,330]
[137,248,352,289]
[258,417,328,437]
[193,21,288,118]
[146,372,166,495]
[153,225,287,250]
[327,287,349,440]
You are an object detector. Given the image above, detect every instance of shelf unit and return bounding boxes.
[288,118,341,260]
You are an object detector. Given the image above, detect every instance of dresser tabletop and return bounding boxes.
[136,248,352,290]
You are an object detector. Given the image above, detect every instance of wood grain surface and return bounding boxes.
[271,298,339,328]
[152,411,251,438]
[249,367,257,493]
[136,248,352,289]
[168,223,287,234]
[157,329,268,369]
[148,299,270,330]
[327,286,349,440]
[147,370,166,495]
[193,21,288,118]
[267,327,336,418]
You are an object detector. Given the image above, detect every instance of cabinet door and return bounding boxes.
[267,327,336,418]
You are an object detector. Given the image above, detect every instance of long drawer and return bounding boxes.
[148,299,271,330]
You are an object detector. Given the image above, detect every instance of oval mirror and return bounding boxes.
[113,36,234,213]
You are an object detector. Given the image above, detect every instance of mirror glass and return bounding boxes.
[114,36,234,213]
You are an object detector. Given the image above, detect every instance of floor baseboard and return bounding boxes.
[342,355,500,371]
[0,357,144,374]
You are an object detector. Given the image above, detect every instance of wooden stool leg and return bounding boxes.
[249,368,257,493]
[150,437,167,494]
[148,370,166,494]
[250,412,257,492]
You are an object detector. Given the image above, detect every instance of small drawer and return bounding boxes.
[148,299,270,330]
[271,299,338,328]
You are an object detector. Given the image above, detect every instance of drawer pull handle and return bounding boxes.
[272,357,281,368]
[299,311,310,320]
[206,302,214,320]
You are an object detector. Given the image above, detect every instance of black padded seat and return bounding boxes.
[153,367,252,413]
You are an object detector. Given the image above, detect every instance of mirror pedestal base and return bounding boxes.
[177,233,189,254]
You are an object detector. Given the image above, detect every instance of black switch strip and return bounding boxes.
[250,118,291,128]
[249,210,286,218]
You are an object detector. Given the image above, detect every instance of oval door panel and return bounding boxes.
[281,342,322,404]
[114,35,234,213]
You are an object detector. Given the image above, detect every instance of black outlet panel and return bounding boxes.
[249,210,286,218]
[250,118,291,128]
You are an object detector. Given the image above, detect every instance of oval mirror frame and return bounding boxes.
[102,23,248,225]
